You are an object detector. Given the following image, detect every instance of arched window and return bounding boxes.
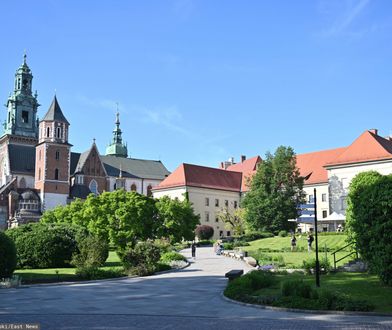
[131,183,137,192]
[46,127,50,138]
[38,168,41,180]
[19,177,26,188]
[89,179,98,195]
[56,127,61,138]
[147,185,152,197]
[55,150,60,160]
[39,150,41,161]
[54,168,59,180]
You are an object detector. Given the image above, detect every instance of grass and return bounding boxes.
[14,251,124,284]
[225,271,392,313]
[243,234,355,268]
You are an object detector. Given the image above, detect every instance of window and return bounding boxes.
[38,168,41,180]
[55,150,60,160]
[205,211,209,222]
[39,150,41,161]
[215,199,219,207]
[76,175,84,184]
[322,193,327,202]
[147,185,152,197]
[205,197,209,206]
[322,210,328,218]
[219,230,224,238]
[224,200,228,207]
[131,183,137,191]
[19,177,26,188]
[89,179,98,195]
[308,194,314,203]
[46,127,50,137]
[234,201,238,209]
[22,111,29,123]
[54,168,59,180]
[215,217,219,223]
[56,127,61,138]
[227,231,231,237]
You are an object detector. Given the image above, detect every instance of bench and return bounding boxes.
[225,269,243,281]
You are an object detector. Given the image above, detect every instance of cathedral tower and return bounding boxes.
[3,54,39,139]
[105,111,128,157]
[35,96,71,210]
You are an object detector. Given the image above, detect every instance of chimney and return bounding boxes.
[369,129,378,135]
[241,155,246,163]
[229,157,235,164]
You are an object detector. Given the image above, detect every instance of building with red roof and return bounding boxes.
[154,129,392,235]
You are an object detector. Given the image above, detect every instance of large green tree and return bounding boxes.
[155,196,200,243]
[346,171,392,285]
[242,146,305,232]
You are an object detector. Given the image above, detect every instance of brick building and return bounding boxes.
[0,56,169,229]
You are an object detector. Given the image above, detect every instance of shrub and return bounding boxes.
[76,267,124,280]
[121,240,161,276]
[195,225,214,240]
[272,255,285,267]
[6,223,85,269]
[302,258,331,274]
[224,271,275,299]
[71,235,109,272]
[160,251,187,264]
[196,239,214,246]
[281,279,313,299]
[232,239,250,247]
[0,231,17,278]
[346,171,392,285]
[238,231,274,242]
[278,230,288,237]
[223,242,234,250]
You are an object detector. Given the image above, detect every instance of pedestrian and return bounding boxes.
[307,233,314,252]
[291,235,297,252]
[191,241,196,259]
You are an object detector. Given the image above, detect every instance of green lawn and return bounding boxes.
[243,234,355,268]
[241,272,392,313]
[14,251,123,284]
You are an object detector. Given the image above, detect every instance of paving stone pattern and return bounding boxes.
[1,247,392,329]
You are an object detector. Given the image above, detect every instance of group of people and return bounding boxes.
[290,232,314,252]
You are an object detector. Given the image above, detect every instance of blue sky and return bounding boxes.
[0,0,391,171]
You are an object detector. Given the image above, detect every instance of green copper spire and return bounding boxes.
[105,110,128,158]
[2,54,40,138]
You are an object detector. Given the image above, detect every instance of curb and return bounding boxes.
[13,261,191,289]
[220,292,392,317]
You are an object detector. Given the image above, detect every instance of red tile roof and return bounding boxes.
[325,131,392,167]
[296,147,346,185]
[155,130,392,192]
[153,163,242,192]
[226,156,262,173]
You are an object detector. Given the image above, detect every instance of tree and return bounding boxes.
[195,225,214,240]
[346,171,392,285]
[242,146,305,232]
[217,206,246,236]
[155,196,200,243]
[0,231,17,278]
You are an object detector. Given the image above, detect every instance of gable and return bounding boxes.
[77,145,107,177]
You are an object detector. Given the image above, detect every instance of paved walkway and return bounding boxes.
[1,247,392,329]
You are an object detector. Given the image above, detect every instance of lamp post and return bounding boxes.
[314,187,320,287]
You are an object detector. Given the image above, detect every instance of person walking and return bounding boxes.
[191,242,196,259]
[291,235,297,252]
[307,233,314,252]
